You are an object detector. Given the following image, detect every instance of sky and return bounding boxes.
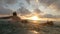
[0,0,60,18]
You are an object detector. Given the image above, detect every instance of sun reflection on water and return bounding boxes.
[28,30,39,34]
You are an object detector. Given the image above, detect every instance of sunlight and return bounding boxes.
[30,16,39,20]
[33,30,38,33]
[25,16,40,21]
[35,0,39,3]
[29,30,39,34]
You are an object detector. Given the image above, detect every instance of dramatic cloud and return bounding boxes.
[37,0,60,15]
[0,0,19,11]
[0,6,12,15]
[33,8,42,14]
[0,0,18,4]
[40,0,60,12]
[49,0,60,11]
[42,14,60,18]
[5,0,17,4]
[39,0,57,6]
[26,0,30,4]
[0,0,60,17]
[17,7,31,16]
[43,14,55,18]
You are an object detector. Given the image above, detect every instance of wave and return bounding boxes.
[0,20,60,34]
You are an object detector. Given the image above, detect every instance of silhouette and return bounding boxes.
[47,21,54,26]
[0,12,29,23]
[40,21,54,26]
[0,12,21,22]
[21,20,28,24]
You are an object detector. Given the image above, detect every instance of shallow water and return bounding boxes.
[0,20,60,34]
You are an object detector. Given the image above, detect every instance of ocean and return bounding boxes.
[0,19,60,34]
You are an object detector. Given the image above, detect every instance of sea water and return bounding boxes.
[0,19,60,34]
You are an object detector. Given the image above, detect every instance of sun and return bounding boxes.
[20,15,40,20]
[30,16,40,20]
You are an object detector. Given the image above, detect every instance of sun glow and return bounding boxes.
[35,0,39,3]
[30,16,39,20]
[25,16,40,20]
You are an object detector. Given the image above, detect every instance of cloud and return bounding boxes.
[0,0,18,5]
[41,0,60,12]
[0,0,20,11]
[38,0,60,15]
[39,0,57,6]
[33,8,42,14]
[0,0,60,16]
[26,0,30,4]
[0,6,12,15]
[17,7,31,16]
[43,14,60,18]
[49,0,60,11]
[43,14,54,18]
[5,0,17,4]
